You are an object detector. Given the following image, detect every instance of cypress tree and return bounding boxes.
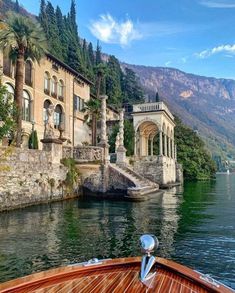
[70,0,78,37]
[45,2,62,58]
[15,0,20,12]
[88,42,95,66]
[106,55,122,106]
[155,91,160,102]
[95,40,102,65]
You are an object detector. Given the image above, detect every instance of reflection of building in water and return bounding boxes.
[158,187,182,258]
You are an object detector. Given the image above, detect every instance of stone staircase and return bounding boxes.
[110,164,160,200]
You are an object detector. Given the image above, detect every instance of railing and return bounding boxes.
[73,146,104,163]
[132,102,174,120]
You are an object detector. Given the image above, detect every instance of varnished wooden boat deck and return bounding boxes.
[0,257,233,293]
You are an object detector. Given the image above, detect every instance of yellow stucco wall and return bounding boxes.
[0,52,91,148]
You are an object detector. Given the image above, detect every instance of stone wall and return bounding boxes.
[82,164,134,198]
[0,147,78,212]
[62,146,104,163]
[133,156,177,185]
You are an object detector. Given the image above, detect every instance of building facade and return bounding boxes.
[0,51,93,148]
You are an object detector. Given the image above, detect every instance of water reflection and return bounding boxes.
[0,175,234,289]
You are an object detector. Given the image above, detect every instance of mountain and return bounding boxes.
[122,63,235,159]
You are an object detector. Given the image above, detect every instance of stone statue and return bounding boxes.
[44,105,55,139]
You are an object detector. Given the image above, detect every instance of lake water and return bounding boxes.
[0,174,234,289]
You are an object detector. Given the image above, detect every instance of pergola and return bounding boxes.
[132,102,176,159]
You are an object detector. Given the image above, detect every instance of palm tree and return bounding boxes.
[83,98,101,146]
[0,13,47,147]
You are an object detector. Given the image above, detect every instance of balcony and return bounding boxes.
[132,102,174,120]
[51,92,57,99]
[58,95,64,102]
[44,88,50,95]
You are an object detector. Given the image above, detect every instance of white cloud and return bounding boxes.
[196,44,235,58]
[199,0,235,8]
[89,14,142,47]
[89,14,198,47]
[165,61,172,66]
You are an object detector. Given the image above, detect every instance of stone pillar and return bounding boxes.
[146,136,149,156]
[168,137,171,158]
[134,132,137,156]
[116,109,126,165]
[175,144,177,161]
[98,95,109,164]
[150,138,154,156]
[139,132,143,157]
[171,139,175,159]
[159,131,163,156]
[164,133,167,156]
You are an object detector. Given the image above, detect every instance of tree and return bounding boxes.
[0,82,15,141]
[121,68,144,105]
[0,12,47,147]
[95,40,102,65]
[83,99,101,146]
[28,130,39,149]
[106,55,122,106]
[175,117,216,180]
[155,91,160,102]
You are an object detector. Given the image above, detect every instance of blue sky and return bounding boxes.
[20,0,235,79]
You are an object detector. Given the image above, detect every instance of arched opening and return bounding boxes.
[44,72,50,95]
[58,79,64,101]
[22,90,31,121]
[54,104,63,129]
[43,99,52,123]
[4,83,14,102]
[25,60,33,86]
[51,76,57,98]
[3,53,12,77]
[135,120,159,157]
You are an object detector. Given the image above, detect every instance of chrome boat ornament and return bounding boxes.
[139,234,159,282]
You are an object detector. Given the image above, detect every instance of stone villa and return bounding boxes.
[0,51,119,148]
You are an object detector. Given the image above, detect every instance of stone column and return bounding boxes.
[150,137,154,156]
[139,132,143,157]
[159,130,163,156]
[116,109,126,165]
[115,132,120,153]
[171,139,175,159]
[168,137,171,158]
[146,136,149,156]
[134,132,137,156]
[175,144,177,161]
[98,95,109,164]
[164,133,167,156]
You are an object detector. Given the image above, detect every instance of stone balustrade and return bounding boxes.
[73,146,104,163]
[132,102,174,120]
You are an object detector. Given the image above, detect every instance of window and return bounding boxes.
[54,104,63,129]
[74,95,84,112]
[22,90,31,121]
[51,76,57,98]
[44,72,50,95]
[58,80,64,101]
[4,83,14,102]
[3,56,12,77]
[43,99,52,123]
[25,60,33,86]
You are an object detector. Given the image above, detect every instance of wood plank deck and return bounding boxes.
[0,257,232,293]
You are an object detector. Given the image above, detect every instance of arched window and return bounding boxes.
[44,72,50,95]
[3,55,12,77]
[22,90,31,121]
[43,99,52,123]
[58,80,64,100]
[51,76,57,98]
[25,60,33,86]
[54,104,63,129]
[4,83,14,101]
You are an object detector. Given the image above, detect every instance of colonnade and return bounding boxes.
[134,129,177,160]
